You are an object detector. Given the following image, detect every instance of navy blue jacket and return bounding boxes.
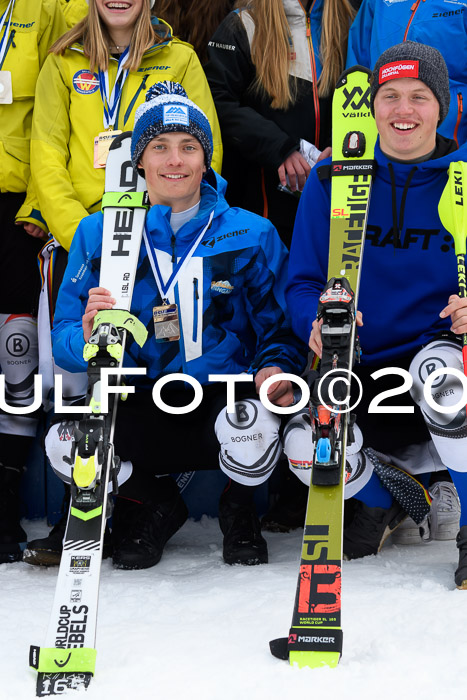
[286,136,467,365]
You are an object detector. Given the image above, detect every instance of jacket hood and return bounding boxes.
[145,169,230,240]
[205,168,228,197]
[283,0,324,19]
[375,134,466,183]
[374,133,467,252]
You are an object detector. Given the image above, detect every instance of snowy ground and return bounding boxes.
[2,518,467,700]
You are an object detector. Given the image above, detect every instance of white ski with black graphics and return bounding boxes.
[30,133,149,696]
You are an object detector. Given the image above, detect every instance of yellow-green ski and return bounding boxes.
[270,66,377,669]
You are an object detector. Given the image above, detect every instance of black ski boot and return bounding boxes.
[261,472,308,533]
[112,487,188,570]
[343,500,407,560]
[23,514,66,566]
[455,525,467,589]
[219,491,268,565]
[24,489,70,566]
[0,464,26,564]
[24,487,112,567]
[24,513,112,566]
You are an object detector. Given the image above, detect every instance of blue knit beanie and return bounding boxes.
[131,81,213,171]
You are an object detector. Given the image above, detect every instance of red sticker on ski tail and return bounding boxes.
[298,565,312,613]
[314,565,342,614]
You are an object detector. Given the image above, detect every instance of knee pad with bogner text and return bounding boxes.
[410,339,467,436]
[0,314,39,437]
[215,398,282,486]
[410,338,467,471]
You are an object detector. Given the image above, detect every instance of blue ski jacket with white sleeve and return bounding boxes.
[52,172,307,387]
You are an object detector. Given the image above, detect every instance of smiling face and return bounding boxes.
[374,78,440,161]
[138,132,206,212]
[94,0,144,41]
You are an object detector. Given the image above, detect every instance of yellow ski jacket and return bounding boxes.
[59,0,87,29]
[0,0,66,224]
[30,22,223,250]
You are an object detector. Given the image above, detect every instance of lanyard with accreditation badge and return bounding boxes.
[94,47,130,168]
[143,211,214,342]
[0,0,17,104]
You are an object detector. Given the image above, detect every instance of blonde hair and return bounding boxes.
[50,0,168,72]
[319,0,355,96]
[235,0,355,109]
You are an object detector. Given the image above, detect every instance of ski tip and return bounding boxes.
[109,130,133,153]
[335,65,372,89]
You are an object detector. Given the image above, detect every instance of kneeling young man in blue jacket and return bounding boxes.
[285,42,467,588]
[46,82,306,570]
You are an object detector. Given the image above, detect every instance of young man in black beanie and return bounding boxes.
[285,41,467,588]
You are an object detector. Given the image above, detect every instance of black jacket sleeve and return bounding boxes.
[205,12,299,170]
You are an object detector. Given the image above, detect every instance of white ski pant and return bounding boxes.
[284,339,467,496]
[45,397,282,489]
[44,419,134,491]
[409,337,467,473]
[0,313,39,437]
[37,239,87,412]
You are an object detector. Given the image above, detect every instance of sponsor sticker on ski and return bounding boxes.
[70,590,82,603]
[70,556,91,574]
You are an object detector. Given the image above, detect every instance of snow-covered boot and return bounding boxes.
[261,471,307,533]
[389,513,431,545]
[112,482,188,570]
[23,513,66,566]
[24,508,113,566]
[219,491,268,565]
[23,488,70,566]
[343,500,407,560]
[455,525,467,589]
[0,463,26,563]
[393,480,460,545]
[430,481,460,540]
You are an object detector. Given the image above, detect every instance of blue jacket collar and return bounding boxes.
[374,136,467,185]
[145,171,229,243]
